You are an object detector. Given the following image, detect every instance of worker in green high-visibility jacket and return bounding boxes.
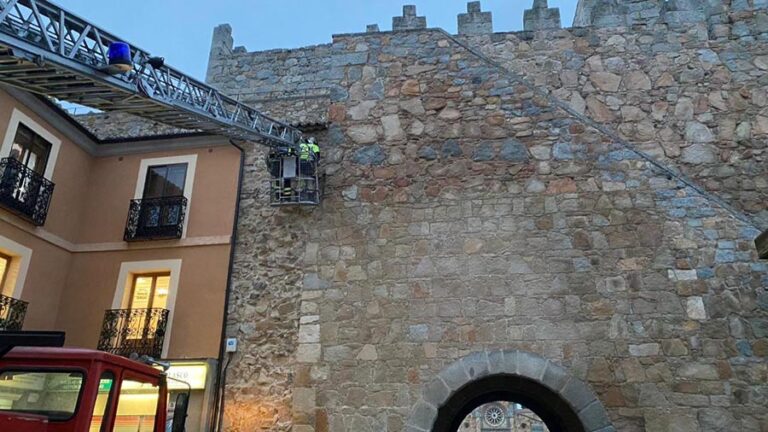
[299,137,320,175]
[298,137,320,201]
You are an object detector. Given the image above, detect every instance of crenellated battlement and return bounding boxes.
[364,1,767,35]
[524,0,562,31]
[458,1,493,35]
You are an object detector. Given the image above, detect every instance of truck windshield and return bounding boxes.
[0,370,84,421]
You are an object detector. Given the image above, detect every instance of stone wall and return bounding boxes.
[74,111,193,140]
[477,10,768,228]
[207,4,768,227]
[209,2,768,432]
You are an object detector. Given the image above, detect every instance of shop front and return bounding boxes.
[165,360,217,431]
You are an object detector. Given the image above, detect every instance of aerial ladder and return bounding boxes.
[0,0,319,205]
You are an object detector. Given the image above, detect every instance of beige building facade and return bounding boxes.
[0,86,241,431]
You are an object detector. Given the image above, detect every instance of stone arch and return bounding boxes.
[406,350,614,432]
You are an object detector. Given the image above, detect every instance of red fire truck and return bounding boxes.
[0,332,188,432]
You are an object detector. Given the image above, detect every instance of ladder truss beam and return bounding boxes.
[0,0,301,147]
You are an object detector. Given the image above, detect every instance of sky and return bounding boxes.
[63,0,578,82]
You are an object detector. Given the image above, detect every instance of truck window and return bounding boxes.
[89,372,115,432]
[114,378,160,432]
[0,369,85,421]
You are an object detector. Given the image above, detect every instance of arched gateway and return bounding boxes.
[406,351,615,432]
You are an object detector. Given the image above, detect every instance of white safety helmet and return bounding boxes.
[308,137,317,144]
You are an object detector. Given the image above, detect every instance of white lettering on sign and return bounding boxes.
[164,363,208,390]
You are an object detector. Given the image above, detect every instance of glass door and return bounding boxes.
[6,124,52,203]
[10,124,51,175]
[140,164,187,229]
[126,273,170,352]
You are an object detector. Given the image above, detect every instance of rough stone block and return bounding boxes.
[407,400,437,430]
[686,297,707,320]
[677,363,719,380]
[750,318,768,338]
[629,343,660,357]
[296,344,321,363]
[303,273,330,290]
[500,139,530,162]
[439,359,470,391]
[461,351,490,380]
[352,144,386,165]
[421,377,451,407]
[488,350,514,374]
[541,361,570,392]
[330,52,368,67]
[292,387,316,414]
[516,351,547,380]
[578,400,611,431]
[408,324,430,341]
[298,324,320,343]
[561,378,598,411]
[472,142,495,161]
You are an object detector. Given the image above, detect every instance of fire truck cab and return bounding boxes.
[0,347,187,432]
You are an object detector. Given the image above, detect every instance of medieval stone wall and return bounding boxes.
[208,2,768,431]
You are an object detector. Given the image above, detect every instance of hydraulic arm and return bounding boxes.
[0,0,302,148]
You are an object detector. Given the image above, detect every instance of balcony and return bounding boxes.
[0,294,28,331]
[0,157,55,226]
[97,308,169,358]
[124,196,187,242]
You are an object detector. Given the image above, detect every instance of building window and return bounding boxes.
[0,117,57,226]
[124,273,170,350]
[129,273,170,310]
[10,123,52,176]
[0,239,30,331]
[125,164,188,242]
[0,252,11,294]
[126,156,196,241]
[106,260,182,359]
[0,235,32,299]
[98,271,172,358]
[0,108,62,180]
[142,164,187,199]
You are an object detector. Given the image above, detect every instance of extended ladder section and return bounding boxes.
[0,0,302,148]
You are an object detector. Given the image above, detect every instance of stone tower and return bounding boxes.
[207,2,768,431]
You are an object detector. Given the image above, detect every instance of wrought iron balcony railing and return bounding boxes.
[97,308,169,358]
[0,294,28,331]
[124,196,187,242]
[0,157,55,226]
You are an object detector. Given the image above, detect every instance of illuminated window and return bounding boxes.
[129,273,170,310]
[0,253,11,295]
[114,378,160,432]
[89,372,115,432]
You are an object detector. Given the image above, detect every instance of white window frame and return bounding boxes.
[0,108,62,180]
[112,259,182,359]
[134,155,197,239]
[0,234,32,299]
